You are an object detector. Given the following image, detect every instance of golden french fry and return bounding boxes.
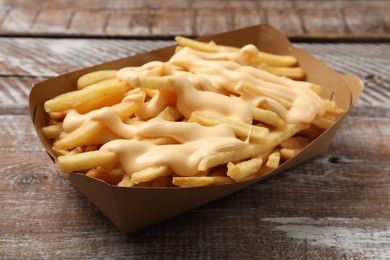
[312,116,335,130]
[324,99,344,115]
[265,150,281,169]
[266,66,305,80]
[54,120,104,150]
[279,136,311,160]
[42,36,344,188]
[54,100,141,150]
[118,174,135,187]
[249,52,297,67]
[227,157,263,181]
[57,150,118,173]
[298,124,324,139]
[42,124,63,139]
[77,70,118,89]
[83,130,121,146]
[175,36,219,53]
[131,166,171,184]
[280,148,300,160]
[280,136,311,149]
[172,176,233,187]
[198,143,263,172]
[156,106,184,121]
[49,112,66,123]
[75,93,124,114]
[311,85,322,96]
[189,110,269,140]
[175,46,184,53]
[250,106,286,128]
[237,82,292,110]
[176,36,297,67]
[44,78,127,113]
[198,123,308,171]
[86,167,125,185]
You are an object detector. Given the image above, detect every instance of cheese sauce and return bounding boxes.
[63,43,326,177]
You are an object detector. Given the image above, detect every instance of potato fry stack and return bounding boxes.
[42,36,345,188]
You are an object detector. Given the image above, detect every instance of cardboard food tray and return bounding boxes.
[29,24,364,234]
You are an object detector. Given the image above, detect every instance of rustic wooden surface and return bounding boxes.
[1,1,390,258]
[0,0,390,39]
[1,38,390,259]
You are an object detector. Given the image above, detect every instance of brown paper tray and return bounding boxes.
[29,24,364,234]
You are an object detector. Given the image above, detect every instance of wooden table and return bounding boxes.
[1,2,390,259]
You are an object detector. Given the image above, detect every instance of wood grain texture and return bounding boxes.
[0,116,389,259]
[0,0,389,38]
[0,39,388,114]
[0,37,389,258]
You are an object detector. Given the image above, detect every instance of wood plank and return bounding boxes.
[151,7,193,36]
[265,7,303,35]
[230,1,264,31]
[0,38,173,77]
[1,40,389,115]
[68,10,108,35]
[0,77,47,115]
[0,1,389,38]
[295,2,346,34]
[0,115,389,258]
[342,2,387,33]
[105,9,150,36]
[195,8,232,36]
[0,8,40,33]
[30,8,72,34]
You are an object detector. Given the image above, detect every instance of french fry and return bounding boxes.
[280,148,300,160]
[279,136,311,160]
[175,36,219,53]
[86,167,125,185]
[44,78,127,113]
[324,99,344,115]
[265,150,281,169]
[54,99,141,150]
[312,116,335,130]
[280,136,311,150]
[131,166,171,184]
[175,36,297,67]
[311,85,322,96]
[249,52,297,67]
[57,150,118,173]
[43,38,344,188]
[49,112,66,123]
[189,110,269,140]
[265,66,305,80]
[198,123,308,171]
[77,70,118,89]
[75,93,124,114]
[227,157,263,181]
[172,176,233,187]
[42,124,63,139]
[237,82,292,110]
[118,174,135,187]
[250,106,286,128]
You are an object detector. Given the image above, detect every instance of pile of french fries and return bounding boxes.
[42,36,345,188]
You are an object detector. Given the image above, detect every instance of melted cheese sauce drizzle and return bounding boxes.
[63,107,244,176]
[63,43,327,177]
[168,47,325,123]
